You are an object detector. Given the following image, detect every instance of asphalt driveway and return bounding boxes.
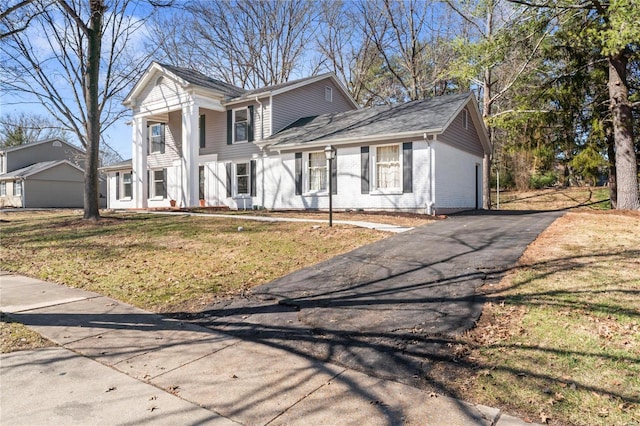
[192,210,563,391]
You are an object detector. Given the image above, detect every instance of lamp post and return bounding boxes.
[324,145,336,227]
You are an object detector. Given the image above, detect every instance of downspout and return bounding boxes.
[255,96,264,141]
[255,96,264,208]
[21,178,25,208]
[424,133,436,215]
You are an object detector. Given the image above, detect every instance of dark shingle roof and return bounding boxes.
[0,160,80,179]
[267,92,472,147]
[157,63,246,99]
[233,73,335,101]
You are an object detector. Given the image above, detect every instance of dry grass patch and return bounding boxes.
[1,312,54,353]
[494,187,610,211]
[0,210,386,313]
[451,211,640,425]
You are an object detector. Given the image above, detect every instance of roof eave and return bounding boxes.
[264,128,443,152]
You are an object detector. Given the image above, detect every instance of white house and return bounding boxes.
[103,62,491,214]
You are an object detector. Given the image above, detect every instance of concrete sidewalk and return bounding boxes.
[1,273,535,425]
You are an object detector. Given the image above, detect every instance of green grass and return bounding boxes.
[0,211,385,312]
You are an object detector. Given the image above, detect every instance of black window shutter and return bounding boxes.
[147,170,150,198]
[225,163,232,197]
[226,110,233,145]
[160,123,166,154]
[403,142,413,193]
[115,172,120,200]
[146,126,150,155]
[294,152,302,195]
[250,159,256,197]
[248,105,254,142]
[331,150,337,195]
[360,146,369,194]
[199,115,206,149]
[162,168,168,198]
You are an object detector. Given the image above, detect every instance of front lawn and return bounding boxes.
[0,211,386,312]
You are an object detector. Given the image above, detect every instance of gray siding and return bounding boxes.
[271,79,355,135]
[148,110,182,168]
[439,108,484,157]
[200,102,261,162]
[33,164,84,181]
[5,141,84,173]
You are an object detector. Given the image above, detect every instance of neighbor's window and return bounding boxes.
[150,169,166,198]
[234,108,248,143]
[325,86,333,102]
[236,163,249,195]
[13,180,22,197]
[122,172,132,199]
[308,152,327,192]
[375,145,400,190]
[199,166,205,200]
[0,181,6,196]
[150,123,164,153]
[462,109,469,129]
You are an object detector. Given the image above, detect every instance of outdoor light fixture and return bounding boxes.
[324,145,336,227]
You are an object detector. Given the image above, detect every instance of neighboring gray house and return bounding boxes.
[103,62,491,213]
[0,138,104,208]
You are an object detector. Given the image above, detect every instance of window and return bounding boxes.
[13,180,22,197]
[199,166,205,200]
[325,86,333,102]
[199,115,206,149]
[462,109,469,129]
[122,172,132,199]
[234,109,248,143]
[0,155,4,174]
[307,152,327,192]
[236,163,249,195]
[375,145,400,190]
[0,182,5,196]
[149,169,166,199]
[149,123,164,153]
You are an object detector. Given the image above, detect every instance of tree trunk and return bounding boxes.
[83,0,104,220]
[482,3,494,210]
[606,131,617,209]
[608,53,639,210]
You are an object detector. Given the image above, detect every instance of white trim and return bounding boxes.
[263,130,441,151]
[371,143,402,193]
[303,151,329,195]
[232,107,249,144]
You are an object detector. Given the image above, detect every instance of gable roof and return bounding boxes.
[227,73,359,108]
[157,63,246,98]
[124,62,359,109]
[0,160,83,180]
[262,92,489,153]
[0,138,84,155]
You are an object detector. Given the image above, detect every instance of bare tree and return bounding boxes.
[0,112,70,147]
[150,0,321,89]
[1,0,163,219]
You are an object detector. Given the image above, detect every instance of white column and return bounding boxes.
[132,115,148,208]
[181,102,200,207]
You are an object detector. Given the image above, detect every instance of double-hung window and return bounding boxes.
[236,163,249,195]
[149,123,164,153]
[375,145,401,190]
[199,166,205,200]
[307,152,327,192]
[0,181,6,196]
[13,180,22,197]
[234,109,248,143]
[149,169,166,199]
[122,172,132,198]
